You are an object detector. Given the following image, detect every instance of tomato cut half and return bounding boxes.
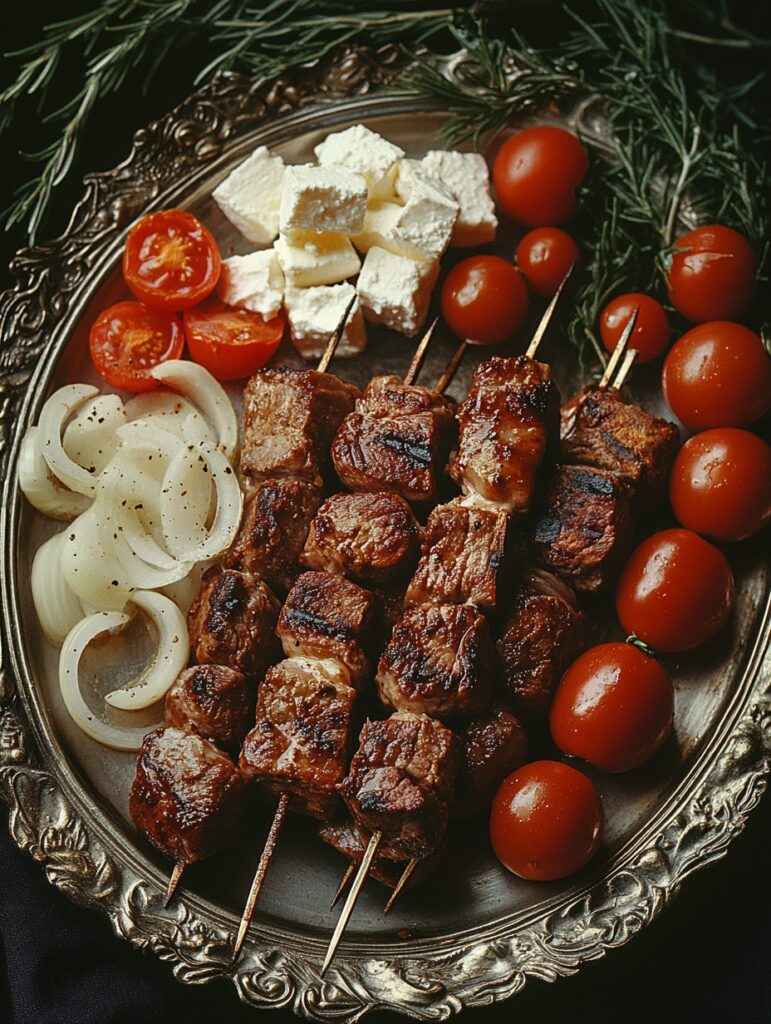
[123,209,221,311]
[89,301,184,392]
[183,299,285,380]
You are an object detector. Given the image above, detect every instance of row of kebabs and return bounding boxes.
[129,325,679,951]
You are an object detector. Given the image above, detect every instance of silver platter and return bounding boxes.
[0,46,769,1020]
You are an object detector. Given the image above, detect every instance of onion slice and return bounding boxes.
[61,501,133,612]
[31,532,85,645]
[104,590,189,711]
[124,390,216,448]
[18,427,91,520]
[37,383,101,495]
[63,394,126,476]
[149,360,239,463]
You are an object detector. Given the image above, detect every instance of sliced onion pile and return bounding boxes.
[20,361,243,749]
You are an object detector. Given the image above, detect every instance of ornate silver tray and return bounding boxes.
[0,46,769,1020]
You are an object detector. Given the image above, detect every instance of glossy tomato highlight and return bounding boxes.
[515,227,579,297]
[89,300,184,392]
[667,225,755,323]
[600,293,670,364]
[183,300,285,380]
[493,126,589,226]
[441,255,528,344]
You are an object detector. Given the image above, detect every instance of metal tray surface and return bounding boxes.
[0,47,768,1020]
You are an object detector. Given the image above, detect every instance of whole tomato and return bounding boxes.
[493,126,589,226]
[667,225,755,323]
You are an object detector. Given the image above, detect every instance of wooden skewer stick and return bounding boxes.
[383,857,419,916]
[434,339,467,395]
[330,861,356,910]
[403,316,439,387]
[613,347,638,391]
[525,263,575,359]
[164,860,185,907]
[233,791,290,961]
[316,294,358,374]
[598,306,639,389]
[321,830,383,976]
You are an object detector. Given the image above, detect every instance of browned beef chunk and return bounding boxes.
[454,705,529,818]
[165,664,254,748]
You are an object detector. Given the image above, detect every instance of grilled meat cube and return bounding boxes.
[360,375,455,425]
[301,491,422,585]
[318,820,440,889]
[496,568,585,720]
[130,725,245,864]
[241,367,359,486]
[450,355,560,512]
[405,498,511,611]
[225,478,323,596]
[533,465,634,592]
[562,386,679,503]
[165,664,254,749]
[276,571,377,688]
[372,586,406,648]
[376,603,495,720]
[187,568,281,677]
[454,705,529,818]
[239,658,356,818]
[338,711,461,860]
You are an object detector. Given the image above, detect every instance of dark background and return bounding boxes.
[1,3,769,1022]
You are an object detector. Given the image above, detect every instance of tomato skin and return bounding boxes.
[490,760,603,881]
[493,126,589,226]
[669,428,771,542]
[89,300,184,392]
[616,528,734,653]
[667,225,755,323]
[123,209,221,312]
[441,255,528,344]
[550,643,674,773]
[600,293,670,364]
[515,227,579,297]
[662,321,771,429]
[183,300,285,380]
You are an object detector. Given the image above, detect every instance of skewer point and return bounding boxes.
[525,262,575,360]
[233,792,290,961]
[164,861,184,907]
[598,305,639,389]
[330,861,356,910]
[383,858,418,916]
[316,293,358,374]
[403,316,439,387]
[321,830,383,976]
[434,339,467,395]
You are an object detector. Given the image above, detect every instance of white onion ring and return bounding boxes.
[124,390,216,448]
[98,458,180,570]
[18,427,91,520]
[37,383,100,496]
[158,447,213,559]
[31,532,85,645]
[63,394,126,476]
[104,590,189,711]
[149,360,239,463]
[60,501,133,611]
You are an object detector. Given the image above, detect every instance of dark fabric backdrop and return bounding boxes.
[1,3,769,1022]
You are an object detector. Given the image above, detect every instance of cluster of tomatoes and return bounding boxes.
[450,125,771,883]
[90,209,285,390]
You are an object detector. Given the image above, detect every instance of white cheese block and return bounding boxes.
[217,251,285,319]
[421,150,497,247]
[212,145,285,246]
[284,283,367,359]
[279,164,367,235]
[357,246,439,337]
[314,124,405,202]
[275,229,361,287]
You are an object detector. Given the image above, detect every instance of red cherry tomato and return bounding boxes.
[183,300,285,380]
[123,209,221,312]
[550,642,674,773]
[600,293,670,364]
[667,225,755,323]
[515,227,579,297]
[662,321,771,429]
[616,529,734,653]
[669,428,771,542]
[492,126,589,226]
[490,760,603,881]
[441,255,528,344]
[89,301,184,392]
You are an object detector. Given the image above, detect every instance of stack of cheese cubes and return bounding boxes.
[213,124,497,359]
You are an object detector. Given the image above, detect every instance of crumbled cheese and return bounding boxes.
[217,250,285,319]
[212,145,285,246]
[421,150,497,247]
[314,125,405,202]
[284,283,367,359]
[275,229,361,287]
[357,246,439,337]
[279,164,367,235]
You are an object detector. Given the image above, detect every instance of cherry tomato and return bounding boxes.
[441,255,528,344]
[550,642,674,773]
[662,321,771,429]
[600,293,670,364]
[669,428,771,542]
[616,529,734,653]
[667,225,755,323]
[492,126,589,226]
[89,301,184,392]
[515,227,579,297]
[490,760,603,881]
[123,209,221,312]
[183,299,285,380]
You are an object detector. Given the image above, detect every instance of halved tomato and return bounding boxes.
[89,300,184,392]
[183,300,285,380]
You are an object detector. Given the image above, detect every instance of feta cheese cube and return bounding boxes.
[218,250,285,319]
[212,145,285,246]
[279,164,367,235]
[357,246,438,337]
[314,125,405,201]
[284,283,367,359]
[275,230,361,287]
[421,150,497,247]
